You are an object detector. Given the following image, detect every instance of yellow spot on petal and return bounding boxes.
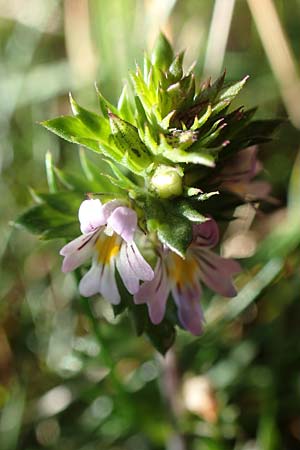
[168,252,198,287]
[95,233,120,265]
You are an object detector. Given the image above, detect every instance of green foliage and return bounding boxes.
[3,2,300,450]
[17,32,284,355]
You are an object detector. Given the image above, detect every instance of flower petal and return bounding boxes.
[116,243,140,294]
[126,243,154,281]
[107,206,137,242]
[172,281,204,335]
[79,262,101,297]
[79,199,106,234]
[101,200,124,221]
[192,219,219,248]
[134,259,169,325]
[220,146,259,183]
[195,248,241,297]
[60,232,97,272]
[99,260,121,304]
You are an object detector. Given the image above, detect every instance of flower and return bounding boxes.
[60,198,154,304]
[216,146,271,201]
[134,219,241,335]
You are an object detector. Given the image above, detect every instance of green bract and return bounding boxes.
[36,33,280,257]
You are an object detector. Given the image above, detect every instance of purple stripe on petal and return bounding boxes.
[172,281,204,335]
[134,259,169,325]
[126,243,154,281]
[79,199,106,234]
[116,243,139,294]
[107,206,137,243]
[60,233,97,272]
[196,248,241,297]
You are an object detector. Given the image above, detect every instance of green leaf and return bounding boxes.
[45,151,57,193]
[167,52,184,82]
[69,94,111,138]
[131,67,157,112]
[134,95,148,130]
[102,161,141,196]
[191,104,212,130]
[151,33,174,71]
[36,191,83,216]
[109,112,151,173]
[95,83,119,118]
[54,167,104,192]
[79,149,122,194]
[146,196,193,257]
[159,134,215,167]
[41,116,110,155]
[145,318,176,355]
[196,71,226,103]
[117,84,135,124]
[16,204,77,238]
[219,75,249,101]
[42,222,80,239]
[178,200,207,222]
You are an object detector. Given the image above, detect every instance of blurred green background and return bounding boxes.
[1,1,300,449]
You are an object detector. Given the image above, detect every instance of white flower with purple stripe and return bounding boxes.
[134,219,241,335]
[60,199,154,304]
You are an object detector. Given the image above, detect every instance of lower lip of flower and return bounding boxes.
[168,252,199,286]
[95,233,121,264]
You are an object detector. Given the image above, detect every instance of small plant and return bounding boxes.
[17,34,280,353]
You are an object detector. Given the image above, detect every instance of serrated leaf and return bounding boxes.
[141,124,159,155]
[196,71,226,103]
[146,196,193,257]
[131,67,157,112]
[134,95,148,130]
[95,84,119,118]
[117,84,135,123]
[41,116,111,156]
[197,120,227,147]
[196,191,219,201]
[143,52,152,82]
[162,146,215,167]
[191,104,212,131]
[219,76,249,101]
[158,134,215,166]
[16,204,76,237]
[211,99,231,115]
[178,200,207,222]
[69,94,111,138]
[151,33,174,71]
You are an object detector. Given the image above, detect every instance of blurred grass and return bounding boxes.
[1,1,300,449]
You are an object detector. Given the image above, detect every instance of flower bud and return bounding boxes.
[150,165,183,199]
